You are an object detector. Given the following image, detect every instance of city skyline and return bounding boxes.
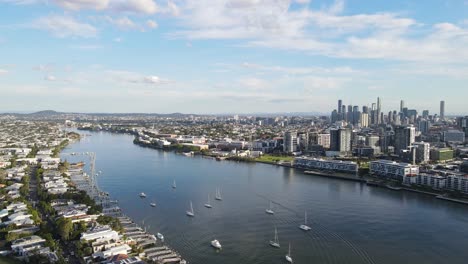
[1,0,468,114]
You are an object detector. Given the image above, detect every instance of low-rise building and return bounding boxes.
[370,160,419,181]
[446,173,468,194]
[294,156,358,174]
[430,148,454,162]
[11,236,46,256]
[81,225,120,243]
[92,244,132,259]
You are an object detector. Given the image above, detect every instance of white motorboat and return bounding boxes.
[269,227,280,248]
[265,201,274,215]
[299,211,311,231]
[186,201,195,217]
[150,202,156,207]
[285,243,293,263]
[139,192,146,198]
[157,233,164,241]
[204,194,212,208]
[172,180,177,189]
[211,239,222,249]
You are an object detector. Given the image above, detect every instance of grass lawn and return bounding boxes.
[256,154,294,163]
[0,256,22,264]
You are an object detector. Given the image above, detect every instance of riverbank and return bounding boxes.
[301,170,365,183]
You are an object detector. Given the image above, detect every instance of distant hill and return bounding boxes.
[29,110,62,116]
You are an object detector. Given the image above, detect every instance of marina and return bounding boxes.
[63,151,187,264]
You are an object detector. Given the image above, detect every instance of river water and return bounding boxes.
[62,131,468,264]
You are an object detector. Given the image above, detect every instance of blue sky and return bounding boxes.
[0,0,467,114]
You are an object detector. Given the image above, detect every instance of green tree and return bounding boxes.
[56,217,73,241]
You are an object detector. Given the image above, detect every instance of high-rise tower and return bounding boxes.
[440,101,445,120]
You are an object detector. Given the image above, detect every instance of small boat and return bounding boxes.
[285,243,293,263]
[269,227,280,248]
[139,192,146,198]
[157,233,164,241]
[150,202,156,207]
[211,239,222,249]
[266,201,274,215]
[172,180,177,189]
[186,201,195,217]
[299,211,311,231]
[215,188,222,201]
[204,194,212,208]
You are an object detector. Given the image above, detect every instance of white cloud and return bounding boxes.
[44,75,57,81]
[4,0,164,15]
[33,64,53,72]
[105,16,138,30]
[146,19,158,29]
[165,0,468,63]
[107,70,169,85]
[110,0,158,15]
[144,75,164,84]
[293,0,310,4]
[303,76,343,90]
[240,62,360,75]
[167,1,180,16]
[328,0,344,14]
[69,44,103,50]
[51,0,109,10]
[33,15,98,38]
[0,69,8,75]
[238,77,268,90]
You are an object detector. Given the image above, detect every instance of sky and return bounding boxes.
[0,0,467,114]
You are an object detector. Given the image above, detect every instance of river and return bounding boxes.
[62,131,468,264]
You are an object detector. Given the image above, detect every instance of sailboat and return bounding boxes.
[172,180,177,189]
[269,227,280,248]
[265,201,274,215]
[186,201,195,217]
[215,188,222,201]
[299,211,311,231]
[204,194,212,208]
[285,243,293,263]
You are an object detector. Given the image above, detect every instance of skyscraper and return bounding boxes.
[440,101,445,120]
[362,105,369,114]
[377,97,382,124]
[283,131,298,153]
[394,125,416,154]
[330,128,352,153]
[360,113,369,127]
[347,105,353,123]
[400,100,405,113]
[338,100,342,114]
